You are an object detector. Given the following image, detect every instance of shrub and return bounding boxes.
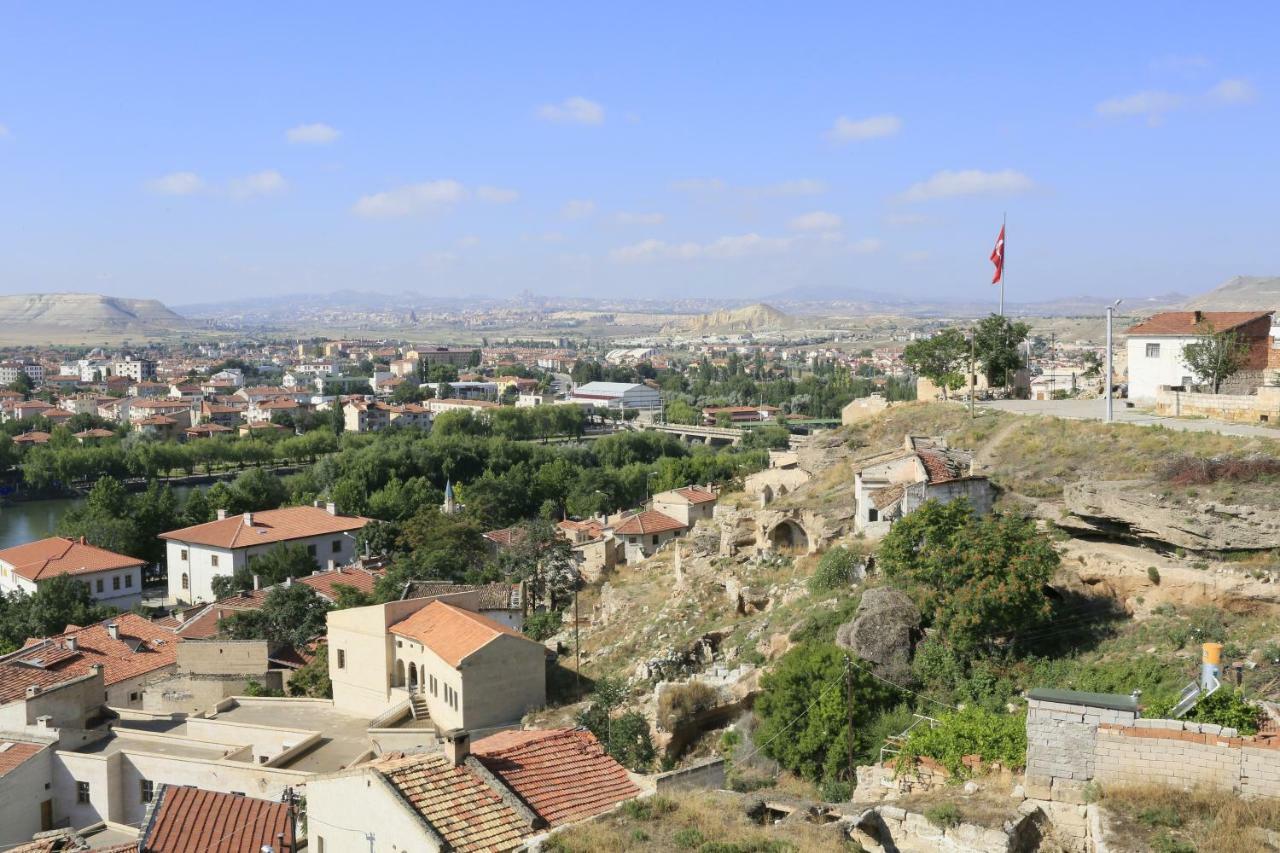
[621,796,677,821]
[809,546,862,592]
[899,707,1027,777]
[524,609,563,641]
[658,682,719,732]
[674,827,706,849]
[924,802,962,828]
[1148,566,1161,585]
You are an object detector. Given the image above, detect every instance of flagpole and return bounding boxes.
[999,212,1006,317]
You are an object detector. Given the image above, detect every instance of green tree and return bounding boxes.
[973,313,1031,387]
[219,583,331,648]
[665,400,701,425]
[754,642,897,784]
[1181,322,1251,393]
[903,328,970,400]
[0,575,116,652]
[877,499,1058,654]
[288,644,333,697]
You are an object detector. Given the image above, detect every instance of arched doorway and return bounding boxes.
[408,662,419,693]
[394,659,406,688]
[768,519,809,552]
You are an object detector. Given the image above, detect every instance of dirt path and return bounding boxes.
[973,417,1023,471]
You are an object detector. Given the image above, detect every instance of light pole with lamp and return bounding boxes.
[1105,299,1122,422]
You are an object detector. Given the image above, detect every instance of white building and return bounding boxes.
[1125,310,1275,402]
[0,537,146,609]
[0,361,44,386]
[161,504,370,604]
[569,381,661,411]
[111,357,156,383]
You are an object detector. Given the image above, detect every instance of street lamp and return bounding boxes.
[1105,299,1122,423]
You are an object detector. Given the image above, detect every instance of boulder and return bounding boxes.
[836,587,920,683]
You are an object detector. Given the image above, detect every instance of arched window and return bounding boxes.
[181,573,189,590]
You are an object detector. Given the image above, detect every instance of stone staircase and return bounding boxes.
[409,693,430,720]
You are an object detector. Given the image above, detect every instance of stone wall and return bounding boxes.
[1154,385,1280,423]
[1025,697,1136,789]
[654,757,726,792]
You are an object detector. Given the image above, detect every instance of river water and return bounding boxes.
[0,485,199,551]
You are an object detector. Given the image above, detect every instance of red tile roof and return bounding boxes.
[613,509,686,536]
[298,567,382,601]
[0,536,144,582]
[475,728,639,826]
[143,785,295,853]
[0,613,179,704]
[482,527,527,548]
[159,505,369,549]
[668,485,717,504]
[376,752,530,852]
[1126,310,1273,336]
[389,601,531,667]
[0,739,45,777]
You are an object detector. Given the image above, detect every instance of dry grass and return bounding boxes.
[543,791,855,853]
[1099,783,1280,852]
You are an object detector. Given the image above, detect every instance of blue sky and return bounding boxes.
[0,3,1276,304]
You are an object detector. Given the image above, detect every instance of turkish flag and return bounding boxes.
[990,224,1005,284]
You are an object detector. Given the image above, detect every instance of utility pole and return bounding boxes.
[1105,299,1122,422]
[845,657,855,791]
[969,330,976,420]
[574,586,581,694]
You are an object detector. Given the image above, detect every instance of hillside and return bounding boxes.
[0,293,186,341]
[1183,275,1280,311]
[663,302,791,335]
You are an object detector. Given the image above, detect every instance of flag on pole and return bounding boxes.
[990,224,1005,284]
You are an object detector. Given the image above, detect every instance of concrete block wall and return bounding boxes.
[1094,724,1243,793]
[1025,698,1137,783]
[1154,386,1280,423]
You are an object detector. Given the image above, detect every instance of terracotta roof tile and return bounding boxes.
[389,601,531,667]
[298,567,383,601]
[377,752,529,852]
[143,785,295,853]
[668,486,717,504]
[1126,310,1273,336]
[474,728,639,825]
[613,510,686,536]
[0,739,45,777]
[160,505,369,549]
[0,536,144,582]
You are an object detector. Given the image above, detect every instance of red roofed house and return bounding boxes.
[651,484,718,527]
[139,784,298,853]
[161,504,370,605]
[0,537,146,608]
[612,509,687,562]
[1125,310,1275,401]
[0,737,56,841]
[327,592,545,725]
[852,435,993,537]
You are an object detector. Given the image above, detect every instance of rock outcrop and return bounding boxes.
[1063,480,1280,552]
[836,587,920,684]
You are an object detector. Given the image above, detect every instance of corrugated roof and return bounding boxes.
[143,785,294,853]
[0,536,144,582]
[389,601,530,667]
[159,505,369,549]
[474,729,639,826]
[1125,310,1273,336]
[377,752,529,852]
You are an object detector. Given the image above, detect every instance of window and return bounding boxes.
[430,674,438,696]
[868,508,879,523]
[307,544,317,558]
[180,548,188,560]
[96,578,104,593]
[336,649,346,669]
[210,555,219,567]
[1145,342,1161,358]
[651,535,659,547]
[113,576,120,590]
[77,781,90,804]
[140,779,154,804]
[125,574,133,588]
[332,539,342,553]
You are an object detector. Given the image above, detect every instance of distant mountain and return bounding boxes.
[1182,276,1280,312]
[0,293,185,340]
[662,303,792,334]
[766,284,906,305]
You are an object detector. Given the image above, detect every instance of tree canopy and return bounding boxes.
[1182,322,1251,393]
[903,328,969,399]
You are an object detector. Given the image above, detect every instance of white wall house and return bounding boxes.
[0,537,146,609]
[161,504,369,604]
[1125,310,1275,402]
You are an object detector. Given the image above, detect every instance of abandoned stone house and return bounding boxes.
[852,435,994,536]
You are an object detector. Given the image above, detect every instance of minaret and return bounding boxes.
[442,479,457,514]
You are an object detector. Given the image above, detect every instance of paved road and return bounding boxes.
[979,398,1280,440]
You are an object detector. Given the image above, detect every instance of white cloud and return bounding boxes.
[353,179,466,218]
[147,171,206,195]
[561,199,596,219]
[826,114,902,142]
[229,170,286,199]
[615,211,666,225]
[476,185,519,204]
[1209,78,1256,104]
[848,237,882,254]
[537,96,604,125]
[286,122,340,144]
[789,211,843,232]
[611,233,793,263]
[898,169,1034,202]
[1096,90,1183,124]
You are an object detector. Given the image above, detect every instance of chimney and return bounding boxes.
[79,535,86,545]
[89,663,104,676]
[243,512,254,525]
[216,509,228,521]
[327,559,336,572]
[325,502,337,516]
[442,729,470,767]
[106,623,119,641]
[26,685,42,699]
[65,636,78,652]
[36,715,52,729]
[284,576,293,588]
[1193,310,1204,324]
[253,574,262,590]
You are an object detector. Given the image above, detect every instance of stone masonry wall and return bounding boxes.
[1025,698,1136,786]
[1154,385,1280,423]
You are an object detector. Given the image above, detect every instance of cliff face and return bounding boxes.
[0,293,184,331]
[662,303,791,334]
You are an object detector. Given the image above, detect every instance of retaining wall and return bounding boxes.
[1153,385,1280,423]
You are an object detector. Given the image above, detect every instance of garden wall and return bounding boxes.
[1153,385,1280,423]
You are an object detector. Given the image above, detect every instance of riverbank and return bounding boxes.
[0,462,309,504]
